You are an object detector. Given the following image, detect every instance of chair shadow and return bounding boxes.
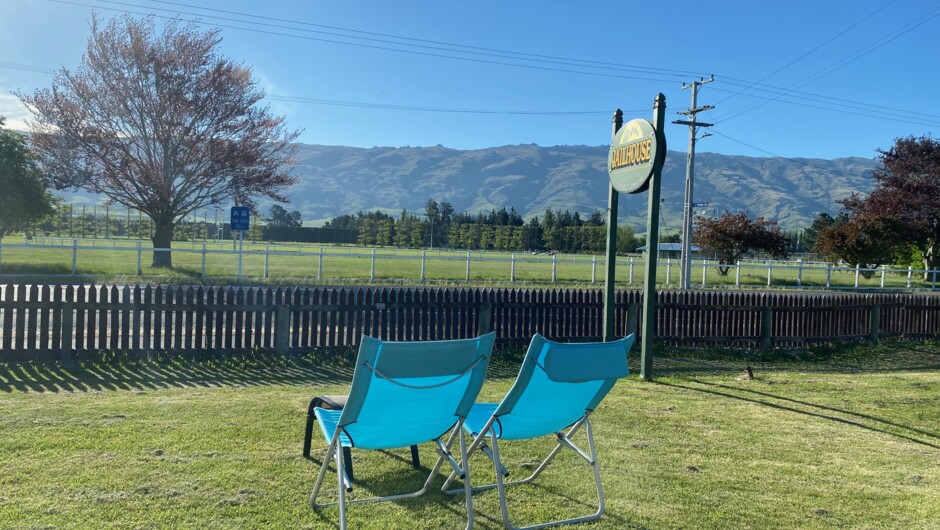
[656,380,940,450]
[0,352,356,393]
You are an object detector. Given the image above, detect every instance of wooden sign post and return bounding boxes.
[604,93,667,380]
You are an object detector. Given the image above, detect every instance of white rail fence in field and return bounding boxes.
[2,237,939,290]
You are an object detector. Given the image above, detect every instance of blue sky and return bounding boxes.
[1,0,937,160]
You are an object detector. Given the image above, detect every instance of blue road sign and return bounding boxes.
[230,206,250,231]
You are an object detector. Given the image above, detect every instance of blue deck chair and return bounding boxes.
[443,333,634,530]
[309,332,495,530]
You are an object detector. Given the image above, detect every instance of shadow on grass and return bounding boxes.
[651,340,940,377]
[0,347,529,394]
[0,350,357,393]
[306,449,648,530]
[656,379,940,451]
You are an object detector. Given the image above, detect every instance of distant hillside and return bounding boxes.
[287,144,877,232]
[61,143,878,232]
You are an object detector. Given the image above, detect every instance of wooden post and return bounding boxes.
[60,302,74,361]
[477,302,493,336]
[760,306,773,350]
[640,93,667,380]
[603,109,622,342]
[869,304,881,343]
[627,302,640,343]
[275,305,290,355]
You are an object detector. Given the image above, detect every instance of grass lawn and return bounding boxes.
[1,342,938,529]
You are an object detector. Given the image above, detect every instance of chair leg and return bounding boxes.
[336,441,348,530]
[303,398,317,458]
[342,447,354,481]
[489,418,606,530]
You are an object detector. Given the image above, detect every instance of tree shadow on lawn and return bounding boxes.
[650,342,940,450]
[656,379,940,451]
[652,340,940,377]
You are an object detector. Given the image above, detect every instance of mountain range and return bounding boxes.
[287,143,878,232]
[61,142,879,233]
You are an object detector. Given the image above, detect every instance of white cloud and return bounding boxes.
[0,91,32,130]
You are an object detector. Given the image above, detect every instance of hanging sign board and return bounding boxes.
[608,118,664,194]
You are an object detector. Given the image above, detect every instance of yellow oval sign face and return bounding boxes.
[608,118,659,194]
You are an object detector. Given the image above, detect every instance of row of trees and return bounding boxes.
[24,204,355,245]
[325,203,644,253]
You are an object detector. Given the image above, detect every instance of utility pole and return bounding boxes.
[674,75,714,290]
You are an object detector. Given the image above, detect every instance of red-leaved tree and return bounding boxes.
[20,14,300,267]
[692,211,790,275]
[833,136,940,278]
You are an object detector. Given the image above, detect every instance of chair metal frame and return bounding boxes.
[442,333,633,530]
[308,332,495,530]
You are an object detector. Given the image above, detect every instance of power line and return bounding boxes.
[137,0,707,79]
[3,58,937,128]
[266,95,640,115]
[0,62,56,74]
[717,5,940,123]
[717,78,940,121]
[22,0,939,125]
[709,128,875,180]
[11,0,940,128]
[117,0,940,124]
[707,86,940,128]
[713,0,898,107]
[0,59,635,116]
[54,0,699,84]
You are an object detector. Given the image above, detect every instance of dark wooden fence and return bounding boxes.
[2,284,940,361]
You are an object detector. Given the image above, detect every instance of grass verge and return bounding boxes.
[0,341,938,529]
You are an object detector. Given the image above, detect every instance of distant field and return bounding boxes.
[1,236,938,290]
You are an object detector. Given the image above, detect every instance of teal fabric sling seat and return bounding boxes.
[443,333,634,530]
[309,332,495,530]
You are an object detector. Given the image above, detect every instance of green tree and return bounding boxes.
[21,15,299,267]
[802,212,835,252]
[324,213,360,231]
[616,226,639,254]
[0,118,56,240]
[521,217,543,250]
[267,205,302,228]
[693,211,790,275]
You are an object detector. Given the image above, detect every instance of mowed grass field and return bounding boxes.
[2,238,937,289]
[1,342,938,529]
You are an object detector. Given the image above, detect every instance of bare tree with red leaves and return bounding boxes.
[692,211,790,276]
[19,14,300,268]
